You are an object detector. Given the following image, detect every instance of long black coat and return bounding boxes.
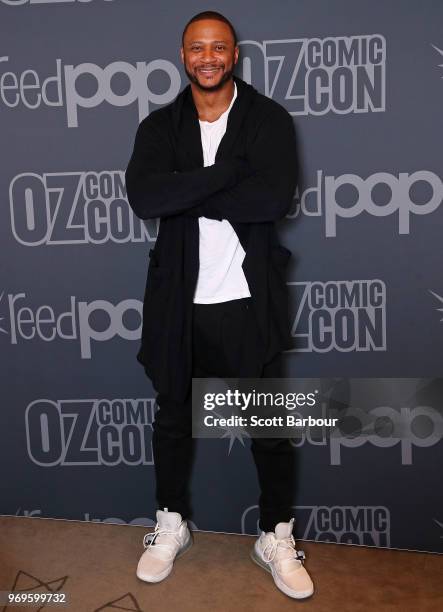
[125,76,299,402]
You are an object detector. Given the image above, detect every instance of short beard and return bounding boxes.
[184,65,234,92]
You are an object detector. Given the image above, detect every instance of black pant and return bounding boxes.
[151,297,296,533]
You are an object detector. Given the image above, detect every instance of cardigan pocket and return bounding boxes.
[145,247,170,287]
[270,244,291,268]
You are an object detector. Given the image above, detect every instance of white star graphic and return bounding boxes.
[431,44,443,77]
[429,289,443,322]
[211,409,251,455]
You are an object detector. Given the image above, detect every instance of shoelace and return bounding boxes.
[142,523,182,552]
[262,533,306,565]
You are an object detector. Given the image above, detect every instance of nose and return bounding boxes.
[201,47,215,63]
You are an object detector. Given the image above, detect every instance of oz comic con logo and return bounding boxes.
[9,171,158,246]
[238,34,386,115]
[289,279,386,352]
[25,398,156,466]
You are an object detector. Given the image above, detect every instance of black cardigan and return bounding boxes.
[125,75,299,401]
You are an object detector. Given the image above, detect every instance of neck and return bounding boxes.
[190,78,235,122]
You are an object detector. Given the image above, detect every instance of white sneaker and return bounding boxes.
[136,508,193,583]
[251,517,314,599]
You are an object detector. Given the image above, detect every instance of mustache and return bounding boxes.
[184,65,234,91]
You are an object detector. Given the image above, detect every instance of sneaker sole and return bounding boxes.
[250,544,314,600]
[137,530,194,584]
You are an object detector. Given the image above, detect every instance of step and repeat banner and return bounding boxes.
[1,0,442,553]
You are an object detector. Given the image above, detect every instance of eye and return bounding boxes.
[215,45,226,51]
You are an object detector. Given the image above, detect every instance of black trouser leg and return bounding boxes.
[250,437,296,533]
[150,302,214,520]
[151,390,194,519]
[250,352,297,533]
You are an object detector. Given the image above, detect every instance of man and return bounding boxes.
[125,11,314,600]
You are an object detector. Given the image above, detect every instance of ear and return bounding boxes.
[233,45,239,65]
[180,47,184,64]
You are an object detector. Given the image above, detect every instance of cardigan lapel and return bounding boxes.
[173,85,204,170]
[216,76,256,161]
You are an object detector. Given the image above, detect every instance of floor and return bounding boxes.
[0,516,442,612]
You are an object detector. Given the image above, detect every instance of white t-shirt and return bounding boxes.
[193,82,251,304]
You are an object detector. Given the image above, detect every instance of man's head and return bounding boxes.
[180,11,238,92]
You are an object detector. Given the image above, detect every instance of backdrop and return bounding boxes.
[1,0,442,554]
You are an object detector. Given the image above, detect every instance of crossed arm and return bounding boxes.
[125,106,298,224]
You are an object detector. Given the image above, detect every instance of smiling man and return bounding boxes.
[125,10,314,600]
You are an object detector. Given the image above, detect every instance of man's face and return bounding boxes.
[181,19,238,92]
